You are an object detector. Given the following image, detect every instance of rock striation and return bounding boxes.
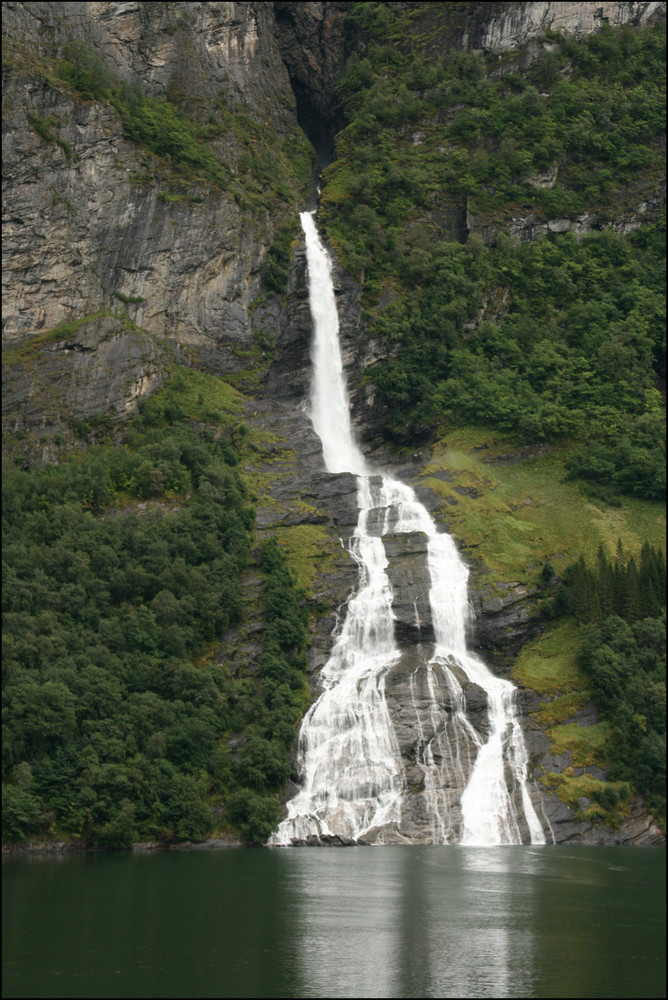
[2,1,306,351]
[2,316,164,460]
[476,1,664,52]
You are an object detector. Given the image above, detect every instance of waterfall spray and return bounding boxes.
[270,212,544,845]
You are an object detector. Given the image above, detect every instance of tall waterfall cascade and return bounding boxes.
[270,212,545,846]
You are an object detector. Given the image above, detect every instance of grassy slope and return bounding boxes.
[418,426,664,825]
[421,428,664,581]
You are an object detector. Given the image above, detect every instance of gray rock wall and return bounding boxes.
[477,1,664,52]
[2,1,303,345]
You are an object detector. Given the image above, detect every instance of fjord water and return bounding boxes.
[273,212,543,845]
[3,847,665,999]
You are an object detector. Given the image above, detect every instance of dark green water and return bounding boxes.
[2,846,665,999]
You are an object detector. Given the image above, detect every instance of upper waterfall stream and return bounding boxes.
[270,212,545,846]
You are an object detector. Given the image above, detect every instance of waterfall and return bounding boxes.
[270,212,544,846]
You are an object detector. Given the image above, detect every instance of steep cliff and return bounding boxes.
[2,1,665,847]
[2,0,314,454]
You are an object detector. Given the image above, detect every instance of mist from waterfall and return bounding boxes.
[270,211,544,846]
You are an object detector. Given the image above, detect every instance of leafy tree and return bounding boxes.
[317,8,665,496]
[226,789,281,845]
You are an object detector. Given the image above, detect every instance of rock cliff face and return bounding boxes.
[273,0,348,165]
[2,1,664,845]
[2,2,301,347]
[476,1,664,52]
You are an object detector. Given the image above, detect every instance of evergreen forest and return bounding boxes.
[552,543,666,817]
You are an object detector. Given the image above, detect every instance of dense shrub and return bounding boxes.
[2,404,252,844]
[2,366,312,845]
[319,7,665,496]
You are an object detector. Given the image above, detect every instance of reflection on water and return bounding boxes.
[286,848,538,998]
[3,847,665,999]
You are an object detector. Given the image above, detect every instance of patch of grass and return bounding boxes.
[129,169,157,187]
[421,427,665,585]
[157,190,204,204]
[546,720,611,768]
[2,311,114,367]
[541,771,632,825]
[27,110,74,161]
[533,690,592,727]
[261,222,299,295]
[515,616,622,797]
[219,367,267,395]
[513,621,584,694]
[139,367,243,429]
[272,524,338,595]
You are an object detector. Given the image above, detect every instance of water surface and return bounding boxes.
[3,846,665,998]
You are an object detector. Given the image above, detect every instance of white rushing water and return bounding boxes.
[270,211,544,846]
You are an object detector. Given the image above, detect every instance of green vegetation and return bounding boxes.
[1,369,310,846]
[274,524,337,595]
[134,367,244,429]
[435,425,665,824]
[261,222,299,295]
[58,42,230,189]
[228,538,309,844]
[542,770,633,825]
[418,428,664,584]
[319,7,665,498]
[3,4,665,845]
[327,7,664,250]
[213,103,314,214]
[512,622,623,823]
[517,540,666,827]
[514,622,584,696]
[1,312,117,368]
[368,226,665,497]
[114,291,145,305]
[553,543,666,819]
[27,111,74,161]
[56,40,312,213]
[2,407,249,844]
[552,540,666,622]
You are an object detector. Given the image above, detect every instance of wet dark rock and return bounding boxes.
[469,582,543,672]
[538,791,666,846]
[573,765,607,780]
[292,834,364,847]
[264,242,313,405]
[383,645,490,841]
[570,700,601,727]
[273,2,348,166]
[454,485,483,498]
[382,532,434,642]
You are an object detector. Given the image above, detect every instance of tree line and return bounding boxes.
[550,542,666,820]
